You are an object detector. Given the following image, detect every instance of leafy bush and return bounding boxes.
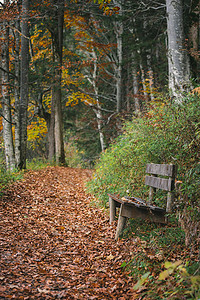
[0,162,22,194]
[120,219,199,300]
[65,141,87,168]
[88,94,199,202]
[26,158,51,170]
[87,93,200,243]
[131,260,200,300]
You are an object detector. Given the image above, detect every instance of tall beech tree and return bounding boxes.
[13,3,21,167]
[166,0,191,99]
[1,0,15,171]
[51,0,65,165]
[19,0,29,169]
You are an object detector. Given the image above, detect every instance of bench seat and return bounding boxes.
[108,163,177,239]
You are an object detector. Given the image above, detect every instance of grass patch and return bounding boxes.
[26,158,51,170]
[120,218,199,299]
[0,167,23,194]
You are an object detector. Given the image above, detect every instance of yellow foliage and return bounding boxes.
[66,91,97,107]
[62,68,85,87]
[30,27,52,63]
[27,117,47,149]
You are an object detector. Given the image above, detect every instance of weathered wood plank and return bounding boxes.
[166,191,174,213]
[115,206,127,239]
[107,194,124,205]
[145,175,174,191]
[120,204,166,223]
[127,196,146,205]
[146,163,176,177]
[109,196,117,224]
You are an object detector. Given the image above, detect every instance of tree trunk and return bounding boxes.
[166,0,191,99]
[114,0,123,113]
[188,0,200,78]
[49,0,65,165]
[132,66,140,114]
[147,52,155,101]
[54,81,65,164]
[139,59,149,104]
[19,0,29,169]
[87,49,106,152]
[132,51,141,114]
[48,90,55,161]
[1,16,16,171]
[14,17,21,167]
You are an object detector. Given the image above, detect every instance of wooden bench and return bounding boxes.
[108,163,177,239]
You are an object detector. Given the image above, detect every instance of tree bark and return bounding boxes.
[48,0,65,165]
[85,49,106,152]
[14,16,21,167]
[1,15,16,171]
[166,0,191,99]
[132,51,141,114]
[147,52,155,101]
[114,0,123,113]
[19,0,29,169]
[188,0,200,78]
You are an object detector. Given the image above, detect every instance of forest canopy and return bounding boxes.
[0,0,199,170]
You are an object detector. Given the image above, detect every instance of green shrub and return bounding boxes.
[87,93,200,248]
[0,163,23,193]
[26,157,51,170]
[87,94,200,207]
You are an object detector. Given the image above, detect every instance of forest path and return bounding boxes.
[0,166,137,299]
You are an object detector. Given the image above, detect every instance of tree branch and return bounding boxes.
[0,112,16,125]
[0,66,18,80]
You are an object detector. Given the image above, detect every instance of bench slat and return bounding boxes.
[146,163,176,177]
[120,204,166,223]
[145,175,174,191]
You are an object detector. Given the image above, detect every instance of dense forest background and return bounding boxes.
[0,0,199,169]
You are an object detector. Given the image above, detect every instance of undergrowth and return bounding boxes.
[87,94,200,237]
[121,219,200,299]
[87,94,200,299]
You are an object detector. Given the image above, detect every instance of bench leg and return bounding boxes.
[109,196,117,224]
[115,205,127,240]
[166,191,174,213]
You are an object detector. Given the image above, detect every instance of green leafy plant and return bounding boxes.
[87,94,200,244]
[158,260,200,299]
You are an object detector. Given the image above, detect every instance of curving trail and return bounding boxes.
[0,167,137,299]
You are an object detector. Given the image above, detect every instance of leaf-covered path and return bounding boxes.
[0,167,137,299]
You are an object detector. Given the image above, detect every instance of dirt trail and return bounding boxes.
[0,167,137,299]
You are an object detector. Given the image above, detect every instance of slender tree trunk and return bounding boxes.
[48,90,55,161]
[188,0,200,78]
[54,79,65,164]
[14,18,21,167]
[19,0,29,169]
[166,0,191,99]
[139,59,149,104]
[114,0,123,113]
[87,50,106,152]
[49,0,65,165]
[132,64,141,114]
[147,52,155,101]
[1,16,16,171]
[126,63,131,112]
[93,58,106,151]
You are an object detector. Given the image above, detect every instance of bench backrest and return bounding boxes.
[145,163,177,212]
[145,163,176,191]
